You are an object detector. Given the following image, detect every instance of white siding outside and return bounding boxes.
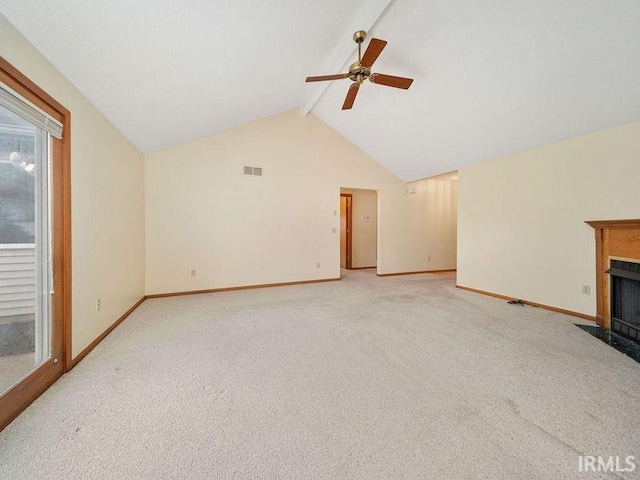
[0,244,35,318]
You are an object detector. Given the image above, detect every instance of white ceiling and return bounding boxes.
[1,0,639,181]
[0,0,368,153]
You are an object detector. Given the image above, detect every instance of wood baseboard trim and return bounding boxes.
[146,277,341,299]
[70,296,146,369]
[350,266,377,270]
[455,285,598,322]
[377,269,457,277]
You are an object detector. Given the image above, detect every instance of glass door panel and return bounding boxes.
[0,102,51,395]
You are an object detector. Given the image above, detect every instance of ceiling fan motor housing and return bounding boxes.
[348,62,370,83]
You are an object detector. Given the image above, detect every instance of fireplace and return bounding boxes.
[586,219,640,339]
[608,259,640,342]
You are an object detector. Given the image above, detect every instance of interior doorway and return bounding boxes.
[340,188,378,271]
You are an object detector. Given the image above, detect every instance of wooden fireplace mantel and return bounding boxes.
[585,219,640,329]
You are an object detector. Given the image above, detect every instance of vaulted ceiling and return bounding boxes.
[1,0,639,181]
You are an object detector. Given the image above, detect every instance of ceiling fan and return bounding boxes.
[305,30,414,110]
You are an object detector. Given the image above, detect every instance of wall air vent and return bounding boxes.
[243,166,263,176]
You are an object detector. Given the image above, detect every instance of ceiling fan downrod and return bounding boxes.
[354,30,367,64]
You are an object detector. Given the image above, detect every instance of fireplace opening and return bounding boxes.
[607,259,640,343]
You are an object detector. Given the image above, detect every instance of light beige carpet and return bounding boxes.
[0,270,638,479]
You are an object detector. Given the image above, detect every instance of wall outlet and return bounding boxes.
[96,298,101,312]
[581,284,591,295]
[316,262,320,268]
[190,269,197,278]
[428,256,431,262]
[331,227,337,234]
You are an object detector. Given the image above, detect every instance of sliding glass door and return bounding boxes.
[0,57,69,432]
[0,102,52,395]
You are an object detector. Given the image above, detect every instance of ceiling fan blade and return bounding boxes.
[306,73,348,82]
[370,73,414,89]
[342,83,360,110]
[360,38,387,68]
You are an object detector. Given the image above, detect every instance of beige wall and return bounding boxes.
[145,111,454,294]
[458,122,640,316]
[401,178,458,272]
[341,188,377,268]
[0,15,146,357]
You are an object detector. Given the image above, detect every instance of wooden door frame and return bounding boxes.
[340,193,353,270]
[0,55,71,432]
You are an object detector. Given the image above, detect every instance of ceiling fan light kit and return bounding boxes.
[306,30,414,110]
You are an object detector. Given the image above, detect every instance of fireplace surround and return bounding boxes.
[586,219,640,335]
